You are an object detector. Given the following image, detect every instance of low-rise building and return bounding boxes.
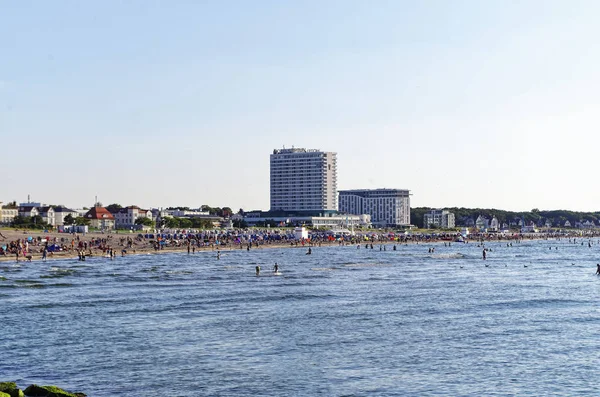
[489,216,499,232]
[580,220,595,229]
[38,206,56,226]
[1,204,18,225]
[475,215,489,231]
[521,222,538,233]
[84,206,115,230]
[244,211,371,228]
[112,206,153,229]
[54,206,78,226]
[165,209,209,217]
[423,209,455,229]
[18,206,39,219]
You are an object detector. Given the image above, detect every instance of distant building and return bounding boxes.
[112,206,153,229]
[0,203,18,225]
[580,220,595,229]
[423,209,455,229]
[564,220,571,227]
[19,202,42,208]
[37,206,56,226]
[18,205,39,220]
[165,209,209,217]
[521,222,537,233]
[17,205,55,226]
[338,189,410,227]
[475,215,489,231]
[489,216,499,232]
[270,147,338,212]
[53,206,78,226]
[243,211,371,228]
[84,206,115,230]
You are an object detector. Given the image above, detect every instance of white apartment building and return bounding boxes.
[17,205,56,226]
[270,148,338,212]
[423,209,455,229]
[338,189,411,227]
[243,212,371,228]
[53,206,78,226]
[113,206,153,228]
[0,203,18,225]
[165,209,209,217]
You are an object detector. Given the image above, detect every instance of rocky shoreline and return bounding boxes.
[0,383,85,397]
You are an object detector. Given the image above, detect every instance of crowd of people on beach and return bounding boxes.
[3,227,600,263]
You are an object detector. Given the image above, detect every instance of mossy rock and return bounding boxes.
[0,391,12,397]
[0,383,17,393]
[23,385,82,397]
[0,383,23,397]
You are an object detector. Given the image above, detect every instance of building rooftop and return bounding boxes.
[53,206,76,213]
[272,148,324,154]
[85,206,115,220]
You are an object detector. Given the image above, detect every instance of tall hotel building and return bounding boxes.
[270,148,338,213]
[338,189,411,227]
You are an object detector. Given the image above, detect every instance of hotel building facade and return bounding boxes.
[338,189,411,227]
[270,148,338,213]
[423,209,456,229]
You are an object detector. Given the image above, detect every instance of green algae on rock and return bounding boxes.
[0,383,17,392]
[23,385,84,397]
[0,382,23,397]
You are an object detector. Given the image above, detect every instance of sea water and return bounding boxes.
[1,239,600,396]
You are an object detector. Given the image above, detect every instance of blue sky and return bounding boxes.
[2,1,600,211]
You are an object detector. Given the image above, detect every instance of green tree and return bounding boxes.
[135,217,155,227]
[31,215,45,227]
[164,217,180,229]
[190,218,212,229]
[11,215,28,227]
[106,203,123,213]
[233,219,248,228]
[74,216,91,226]
[63,214,75,225]
[222,207,233,217]
[179,218,193,228]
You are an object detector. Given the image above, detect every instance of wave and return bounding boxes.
[430,253,467,259]
[343,263,389,268]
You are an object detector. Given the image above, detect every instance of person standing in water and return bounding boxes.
[483,249,487,260]
[256,265,260,276]
[274,263,279,273]
[596,264,600,275]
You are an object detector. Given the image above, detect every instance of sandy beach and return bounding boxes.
[0,227,575,263]
[0,228,327,262]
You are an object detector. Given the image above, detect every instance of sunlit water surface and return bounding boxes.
[2,239,600,396]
